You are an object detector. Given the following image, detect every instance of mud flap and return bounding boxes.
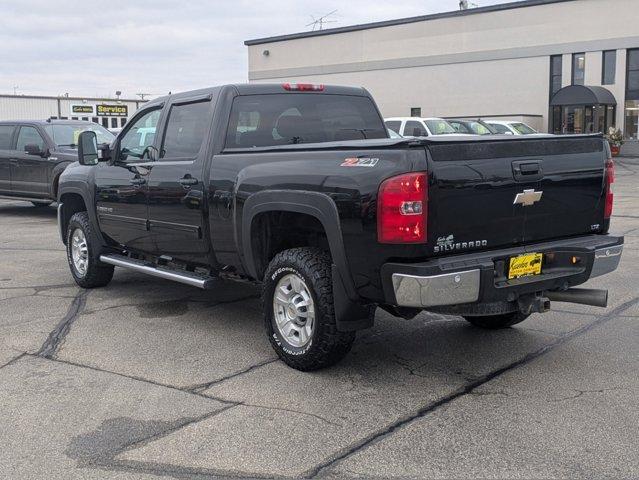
[332,265,374,332]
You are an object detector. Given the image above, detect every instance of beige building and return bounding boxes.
[0,94,145,130]
[246,0,639,141]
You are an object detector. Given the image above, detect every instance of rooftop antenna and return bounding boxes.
[306,9,338,31]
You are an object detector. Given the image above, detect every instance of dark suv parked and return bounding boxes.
[0,120,114,206]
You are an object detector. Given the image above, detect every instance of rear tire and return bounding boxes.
[66,212,114,288]
[263,247,355,371]
[463,312,530,329]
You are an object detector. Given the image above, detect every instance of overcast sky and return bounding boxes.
[0,0,507,100]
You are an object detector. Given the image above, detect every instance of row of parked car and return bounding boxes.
[0,113,540,208]
[384,117,542,138]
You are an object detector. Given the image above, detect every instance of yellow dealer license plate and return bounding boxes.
[508,253,543,279]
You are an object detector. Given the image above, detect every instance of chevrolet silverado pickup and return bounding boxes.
[57,83,623,371]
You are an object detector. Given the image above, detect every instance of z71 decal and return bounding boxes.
[340,157,379,167]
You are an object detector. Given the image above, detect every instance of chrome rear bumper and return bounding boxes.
[391,270,480,308]
[386,236,623,309]
[590,244,623,278]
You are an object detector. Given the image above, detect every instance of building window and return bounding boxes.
[572,53,585,85]
[81,117,89,121]
[550,55,562,98]
[410,107,421,117]
[71,116,79,120]
[625,49,639,139]
[626,100,639,140]
[120,118,127,127]
[602,50,616,85]
[92,117,99,123]
[110,118,118,128]
[101,118,109,128]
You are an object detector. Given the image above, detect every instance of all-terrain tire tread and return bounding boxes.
[66,211,114,288]
[263,247,355,371]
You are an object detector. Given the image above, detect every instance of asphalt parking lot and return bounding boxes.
[0,158,637,480]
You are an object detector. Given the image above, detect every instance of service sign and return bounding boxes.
[71,104,95,115]
[97,104,128,117]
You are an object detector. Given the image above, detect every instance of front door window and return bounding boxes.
[119,109,161,161]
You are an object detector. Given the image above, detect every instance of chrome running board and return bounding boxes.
[100,254,216,289]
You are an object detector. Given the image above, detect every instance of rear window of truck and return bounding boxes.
[225,94,387,149]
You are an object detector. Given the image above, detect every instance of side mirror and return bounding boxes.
[97,143,112,162]
[143,145,159,162]
[78,131,98,165]
[25,143,44,156]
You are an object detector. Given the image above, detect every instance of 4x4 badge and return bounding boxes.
[513,189,543,206]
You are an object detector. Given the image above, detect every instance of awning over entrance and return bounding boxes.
[550,85,617,106]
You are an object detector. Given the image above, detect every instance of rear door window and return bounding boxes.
[225,94,386,148]
[404,120,428,137]
[0,126,15,149]
[161,100,211,159]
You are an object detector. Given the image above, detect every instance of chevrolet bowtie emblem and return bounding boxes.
[513,189,543,206]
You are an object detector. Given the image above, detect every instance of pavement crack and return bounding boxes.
[0,352,27,370]
[36,289,88,358]
[305,296,639,478]
[188,358,279,393]
[31,354,235,404]
[115,404,239,457]
[238,402,341,427]
[549,387,622,402]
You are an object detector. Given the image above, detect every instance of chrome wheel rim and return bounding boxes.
[273,273,315,348]
[71,228,88,277]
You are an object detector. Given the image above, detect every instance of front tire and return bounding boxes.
[66,212,114,288]
[463,311,530,329]
[263,247,355,371]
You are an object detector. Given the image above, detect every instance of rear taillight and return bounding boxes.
[378,172,428,244]
[282,83,324,92]
[604,157,615,219]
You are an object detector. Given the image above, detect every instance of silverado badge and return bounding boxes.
[434,234,487,253]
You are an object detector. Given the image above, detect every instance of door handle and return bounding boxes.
[9,158,19,164]
[179,177,198,187]
[512,160,543,182]
[130,177,146,187]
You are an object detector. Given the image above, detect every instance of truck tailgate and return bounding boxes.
[426,135,607,254]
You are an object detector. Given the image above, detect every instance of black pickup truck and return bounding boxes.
[57,83,623,371]
[0,120,114,205]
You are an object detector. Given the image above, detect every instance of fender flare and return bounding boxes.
[241,190,357,301]
[241,190,373,331]
[50,162,72,198]
[58,185,106,250]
